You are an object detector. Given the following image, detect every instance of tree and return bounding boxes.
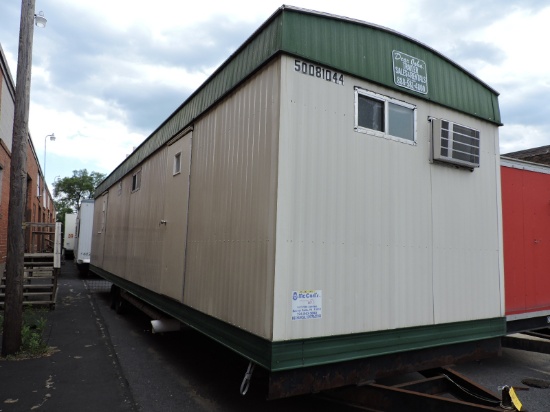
[53,169,105,214]
[54,199,74,224]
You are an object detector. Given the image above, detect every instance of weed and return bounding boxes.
[0,308,52,359]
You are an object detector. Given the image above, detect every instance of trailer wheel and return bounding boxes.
[110,286,126,314]
[110,285,120,310]
[114,295,126,314]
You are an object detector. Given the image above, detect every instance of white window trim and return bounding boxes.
[173,152,182,176]
[354,87,417,146]
[131,169,142,193]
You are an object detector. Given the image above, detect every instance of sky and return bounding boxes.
[1,0,549,190]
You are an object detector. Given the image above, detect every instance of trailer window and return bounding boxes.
[173,152,181,175]
[355,88,416,145]
[131,170,141,192]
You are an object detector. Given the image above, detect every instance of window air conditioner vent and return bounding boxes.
[431,118,480,169]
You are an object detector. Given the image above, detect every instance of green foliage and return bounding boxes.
[0,308,50,359]
[53,169,105,218]
[54,199,74,223]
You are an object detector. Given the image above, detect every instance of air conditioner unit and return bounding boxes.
[431,118,480,169]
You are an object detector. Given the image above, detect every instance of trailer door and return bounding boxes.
[160,131,192,301]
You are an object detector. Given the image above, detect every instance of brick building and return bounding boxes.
[0,44,56,274]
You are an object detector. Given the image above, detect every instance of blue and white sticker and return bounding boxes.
[292,290,322,321]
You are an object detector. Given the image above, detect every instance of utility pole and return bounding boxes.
[2,0,36,356]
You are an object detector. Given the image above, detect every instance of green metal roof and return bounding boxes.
[96,5,501,196]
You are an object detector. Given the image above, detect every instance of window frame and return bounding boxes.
[131,169,142,193]
[354,87,417,145]
[173,152,182,176]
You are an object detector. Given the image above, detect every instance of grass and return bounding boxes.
[0,308,54,359]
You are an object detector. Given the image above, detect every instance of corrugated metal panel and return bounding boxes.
[160,133,192,301]
[431,124,502,324]
[93,150,168,294]
[122,149,167,292]
[273,57,435,341]
[279,9,500,124]
[183,61,281,340]
[502,162,550,315]
[95,6,500,198]
[91,5,503,344]
[273,56,502,341]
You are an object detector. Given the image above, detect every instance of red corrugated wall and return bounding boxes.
[502,165,550,315]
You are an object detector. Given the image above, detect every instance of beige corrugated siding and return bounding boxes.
[272,56,502,341]
[90,7,504,344]
[430,123,502,323]
[183,61,281,339]
[92,149,168,295]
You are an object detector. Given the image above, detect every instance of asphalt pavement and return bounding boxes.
[0,262,352,412]
[2,262,550,411]
[0,261,135,411]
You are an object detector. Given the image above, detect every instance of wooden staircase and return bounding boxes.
[0,254,59,309]
[1,222,62,309]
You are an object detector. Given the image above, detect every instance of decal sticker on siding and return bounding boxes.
[292,290,322,320]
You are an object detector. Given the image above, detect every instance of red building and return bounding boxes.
[501,148,550,332]
[0,44,56,274]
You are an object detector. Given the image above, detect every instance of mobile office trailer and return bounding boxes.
[63,213,76,260]
[74,199,94,274]
[91,6,505,398]
[501,156,550,333]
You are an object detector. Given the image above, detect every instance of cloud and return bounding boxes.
[446,40,507,70]
[27,5,257,137]
[500,124,549,154]
[3,0,550,187]
[499,84,550,127]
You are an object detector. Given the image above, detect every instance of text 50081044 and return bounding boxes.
[294,59,344,86]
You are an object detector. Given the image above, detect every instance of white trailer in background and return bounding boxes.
[74,199,94,274]
[63,212,77,260]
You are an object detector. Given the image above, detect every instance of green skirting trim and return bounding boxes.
[90,265,506,372]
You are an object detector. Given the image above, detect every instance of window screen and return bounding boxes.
[388,103,414,141]
[358,95,384,132]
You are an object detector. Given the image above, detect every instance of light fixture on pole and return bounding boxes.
[34,11,47,28]
[44,133,55,183]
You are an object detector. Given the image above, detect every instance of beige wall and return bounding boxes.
[92,61,282,339]
[184,61,281,339]
[92,148,167,294]
[273,55,503,340]
[91,54,503,343]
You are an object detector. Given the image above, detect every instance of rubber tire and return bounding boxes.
[114,295,126,314]
[109,285,119,310]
